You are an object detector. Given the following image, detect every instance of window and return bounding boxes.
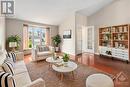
[23,25,49,49]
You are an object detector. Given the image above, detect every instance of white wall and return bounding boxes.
[88,0,130,53]
[0,17,5,50]
[59,14,76,55]
[59,13,88,55]
[6,18,58,51]
[75,13,87,54]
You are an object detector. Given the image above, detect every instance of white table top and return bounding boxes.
[46,56,63,63]
[86,74,114,87]
[52,61,78,73]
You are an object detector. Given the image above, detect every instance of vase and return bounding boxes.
[64,62,68,67]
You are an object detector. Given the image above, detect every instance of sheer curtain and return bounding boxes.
[45,28,50,46]
[23,24,28,49]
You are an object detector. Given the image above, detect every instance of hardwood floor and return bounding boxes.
[24,53,130,87]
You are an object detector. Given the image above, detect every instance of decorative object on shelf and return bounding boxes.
[52,35,61,52]
[124,27,128,32]
[103,40,110,47]
[112,27,116,32]
[105,51,112,55]
[99,24,129,62]
[119,27,123,32]
[118,34,124,40]
[63,30,71,39]
[115,42,119,48]
[7,35,21,51]
[62,53,69,67]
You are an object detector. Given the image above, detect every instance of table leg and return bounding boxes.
[72,71,75,79]
[61,73,64,81]
[49,63,52,68]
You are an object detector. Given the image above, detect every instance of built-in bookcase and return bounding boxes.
[99,24,130,63]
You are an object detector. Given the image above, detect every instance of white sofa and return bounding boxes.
[0,50,45,87]
[32,45,54,61]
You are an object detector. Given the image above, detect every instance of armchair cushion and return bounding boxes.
[14,72,31,87]
[36,45,49,52]
[14,61,28,75]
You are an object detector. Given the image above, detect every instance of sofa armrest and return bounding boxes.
[24,78,45,87]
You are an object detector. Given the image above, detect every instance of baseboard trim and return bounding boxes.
[95,52,100,55]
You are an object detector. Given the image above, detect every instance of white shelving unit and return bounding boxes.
[99,24,130,62]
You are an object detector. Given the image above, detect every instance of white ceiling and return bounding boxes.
[13,0,114,25]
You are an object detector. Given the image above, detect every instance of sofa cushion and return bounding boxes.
[14,61,27,75]
[2,62,14,75]
[0,72,16,87]
[0,66,4,71]
[37,51,52,57]
[14,72,31,87]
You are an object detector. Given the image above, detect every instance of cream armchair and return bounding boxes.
[32,45,54,61]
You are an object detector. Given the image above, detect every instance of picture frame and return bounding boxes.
[63,30,71,39]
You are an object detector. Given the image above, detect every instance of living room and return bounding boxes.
[0,0,130,87]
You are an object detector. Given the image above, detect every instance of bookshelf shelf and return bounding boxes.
[99,24,130,62]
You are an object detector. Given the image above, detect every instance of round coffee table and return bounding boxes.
[46,56,63,67]
[52,61,78,80]
[86,74,114,87]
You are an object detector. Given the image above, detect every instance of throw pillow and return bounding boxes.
[4,59,14,68]
[6,53,16,63]
[0,72,16,87]
[40,46,49,52]
[2,62,14,76]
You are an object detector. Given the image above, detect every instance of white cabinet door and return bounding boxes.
[112,48,129,60]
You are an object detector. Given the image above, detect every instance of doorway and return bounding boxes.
[82,26,95,53]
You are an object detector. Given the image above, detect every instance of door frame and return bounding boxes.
[82,26,95,53]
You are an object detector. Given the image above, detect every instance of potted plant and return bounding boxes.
[52,34,61,52]
[62,53,69,66]
[7,35,21,51]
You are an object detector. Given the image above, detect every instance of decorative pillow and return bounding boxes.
[4,59,14,68]
[36,45,49,52]
[0,72,16,87]
[40,46,49,52]
[44,46,49,51]
[6,53,16,62]
[2,62,14,76]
